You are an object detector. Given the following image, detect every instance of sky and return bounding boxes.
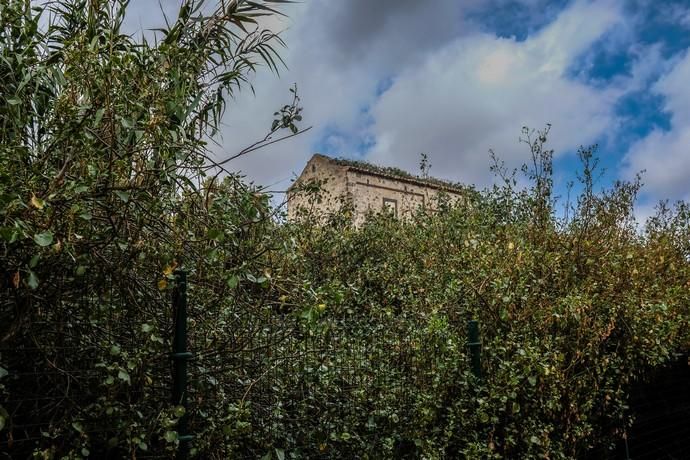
[125,0,690,220]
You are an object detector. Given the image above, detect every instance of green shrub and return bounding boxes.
[271,131,690,458]
[1,0,688,455]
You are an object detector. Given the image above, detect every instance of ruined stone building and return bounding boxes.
[287,154,468,226]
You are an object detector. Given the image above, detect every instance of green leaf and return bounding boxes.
[227,275,239,289]
[27,271,39,289]
[0,367,8,380]
[94,108,105,125]
[184,92,204,120]
[0,227,18,243]
[114,190,130,203]
[76,266,87,276]
[207,228,224,241]
[300,308,316,323]
[33,231,53,246]
[29,254,40,268]
[275,448,285,460]
[7,97,21,105]
[120,117,134,129]
[118,369,131,384]
[164,431,177,443]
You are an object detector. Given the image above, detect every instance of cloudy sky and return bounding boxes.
[127,0,690,216]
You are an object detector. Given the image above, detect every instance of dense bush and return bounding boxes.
[2,1,690,458]
[271,131,690,458]
[0,0,300,458]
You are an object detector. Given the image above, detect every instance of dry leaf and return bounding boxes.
[162,260,178,276]
[30,193,45,210]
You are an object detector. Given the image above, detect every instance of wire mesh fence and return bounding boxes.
[621,354,690,460]
[182,279,473,458]
[583,352,690,460]
[3,269,688,459]
[0,269,173,459]
[1,270,475,458]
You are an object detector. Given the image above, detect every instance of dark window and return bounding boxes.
[383,198,398,217]
[311,164,316,173]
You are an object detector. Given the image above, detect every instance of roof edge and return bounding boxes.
[313,153,468,194]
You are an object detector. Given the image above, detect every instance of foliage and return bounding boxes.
[276,127,690,458]
[2,0,690,457]
[0,0,302,457]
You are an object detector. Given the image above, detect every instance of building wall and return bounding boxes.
[286,155,349,222]
[287,155,465,226]
[346,169,463,226]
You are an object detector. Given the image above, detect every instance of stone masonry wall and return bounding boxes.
[345,169,463,227]
[287,155,464,226]
[286,155,349,222]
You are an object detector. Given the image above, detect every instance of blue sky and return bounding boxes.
[129,0,690,220]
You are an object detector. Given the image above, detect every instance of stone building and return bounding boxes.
[287,154,468,226]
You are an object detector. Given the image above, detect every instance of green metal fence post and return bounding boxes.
[467,320,482,380]
[172,270,193,459]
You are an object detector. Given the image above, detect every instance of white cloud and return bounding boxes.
[215,0,474,191]
[528,0,622,74]
[120,0,689,207]
[217,0,624,192]
[365,0,623,186]
[622,49,690,201]
[653,51,690,124]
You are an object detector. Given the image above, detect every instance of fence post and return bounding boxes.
[467,319,482,380]
[172,270,193,459]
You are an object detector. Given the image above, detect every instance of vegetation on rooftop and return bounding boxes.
[325,154,472,192]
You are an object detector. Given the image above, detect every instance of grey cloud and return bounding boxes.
[116,0,677,208]
[307,0,468,70]
[365,1,623,187]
